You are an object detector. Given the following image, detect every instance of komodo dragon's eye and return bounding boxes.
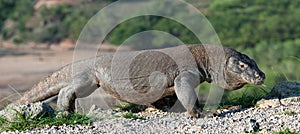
[238,61,248,70]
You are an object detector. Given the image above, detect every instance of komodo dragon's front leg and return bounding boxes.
[57,70,99,112]
[174,70,202,118]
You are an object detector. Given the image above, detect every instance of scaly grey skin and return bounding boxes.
[13,44,265,117]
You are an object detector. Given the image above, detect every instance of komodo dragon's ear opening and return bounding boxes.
[227,57,238,69]
[228,57,237,64]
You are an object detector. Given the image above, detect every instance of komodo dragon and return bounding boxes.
[12,44,265,117]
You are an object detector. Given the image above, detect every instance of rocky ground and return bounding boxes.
[1,97,300,134]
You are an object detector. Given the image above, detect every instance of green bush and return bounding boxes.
[106,16,201,47]
[0,0,17,31]
[207,0,300,49]
[0,1,103,44]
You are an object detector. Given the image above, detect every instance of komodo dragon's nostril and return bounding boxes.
[262,73,266,79]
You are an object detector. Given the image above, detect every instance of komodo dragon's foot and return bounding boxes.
[188,109,219,118]
[56,110,70,118]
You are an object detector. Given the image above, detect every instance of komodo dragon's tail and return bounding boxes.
[15,64,73,105]
[11,56,95,106]
[14,57,96,105]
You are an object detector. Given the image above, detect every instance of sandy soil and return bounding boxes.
[0,43,122,109]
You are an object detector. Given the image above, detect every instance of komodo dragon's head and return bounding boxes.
[223,49,265,90]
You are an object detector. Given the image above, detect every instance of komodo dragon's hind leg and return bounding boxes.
[57,71,99,112]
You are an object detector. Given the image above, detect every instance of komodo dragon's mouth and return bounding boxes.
[246,72,265,85]
[255,79,265,85]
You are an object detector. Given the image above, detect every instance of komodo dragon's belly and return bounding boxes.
[94,51,179,104]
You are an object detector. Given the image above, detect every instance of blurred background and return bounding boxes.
[0,0,299,109]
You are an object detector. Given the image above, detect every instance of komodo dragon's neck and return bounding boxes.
[187,45,231,86]
[187,45,212,83]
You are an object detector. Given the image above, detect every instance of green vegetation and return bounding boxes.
[115,103,145,119]
[0,0,104,44]
[0,112,91,132]
[122,112,144,120]
[106,16,201,46]
[115,102,146,113]
[0,0,36,44]
[220,85,269,108]
[275,128,298,134]
[208,0,300,49]
[196,82,269,109]
[2,0,300,47]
